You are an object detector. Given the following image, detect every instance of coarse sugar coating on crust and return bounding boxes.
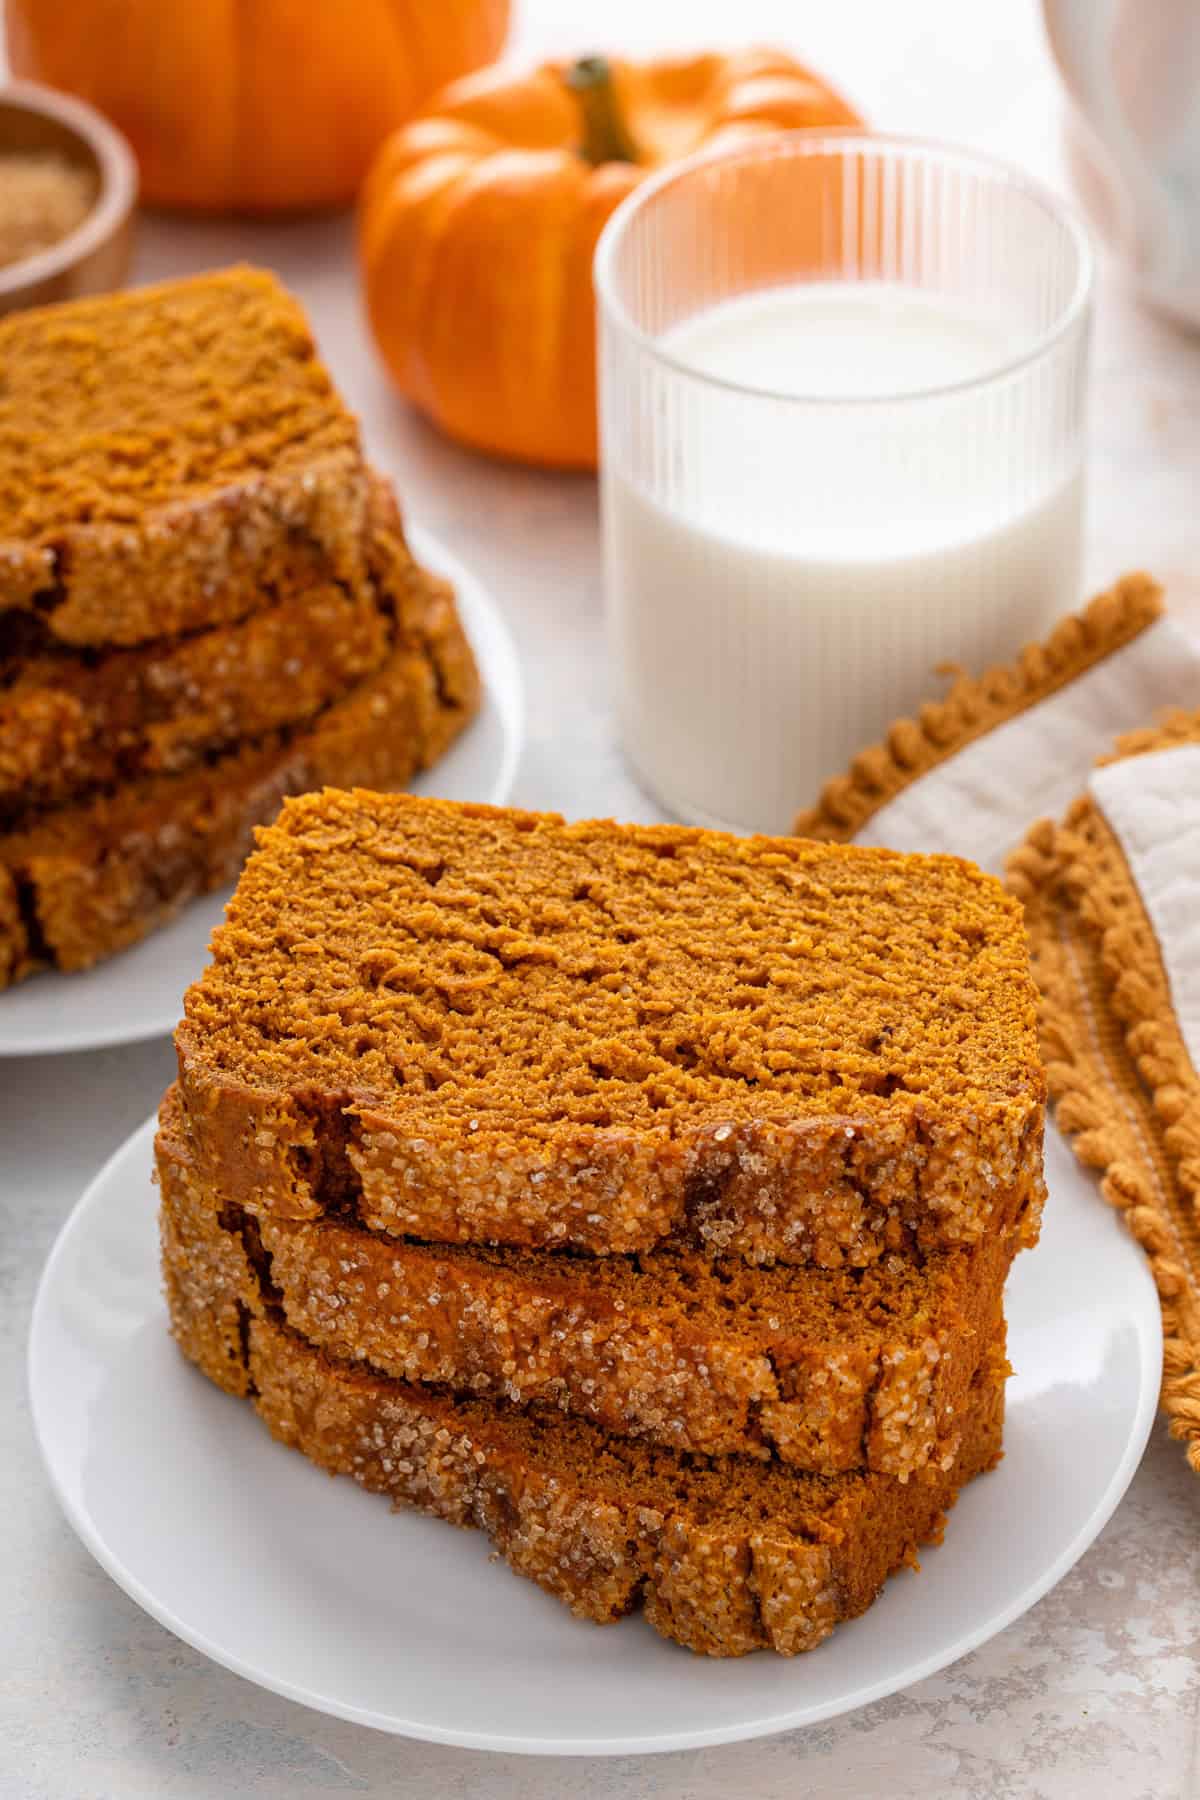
[157,1084,1017,1476]
[0,580,480,987]
[162,1188,1007,1659]
[245,1317,1006,1657]
[176,792,1046,1267]
[159,1146,1008,1658]
[268,1221,1016,1479]
[0,266,368,645]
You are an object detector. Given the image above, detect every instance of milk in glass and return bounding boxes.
[603,283,1083,833]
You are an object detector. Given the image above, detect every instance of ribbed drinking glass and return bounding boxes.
[595,133,1094,834]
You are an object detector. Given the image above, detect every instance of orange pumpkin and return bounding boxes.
[359,50,862,470]
[5,0,511,212]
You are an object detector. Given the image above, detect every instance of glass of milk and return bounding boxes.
[594,134,1093,834]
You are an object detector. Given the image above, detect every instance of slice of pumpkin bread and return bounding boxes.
[176,793,1045,1268]
[160,1148,1008,1659]
[156,1085,1014,1478]
[0,574,479,986]
[0,266,368,645]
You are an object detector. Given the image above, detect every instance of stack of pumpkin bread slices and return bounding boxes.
[160,793,1045,1657]
[0,266,479,988]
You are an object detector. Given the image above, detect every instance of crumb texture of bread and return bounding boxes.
[159,1130,1007,1658]
[176,793,1046,1266]
[157,1085,1014,1476]
[0,266,368,643]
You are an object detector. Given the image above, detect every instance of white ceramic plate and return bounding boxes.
[0,527,524,1057]
[29,1121,1160,1756]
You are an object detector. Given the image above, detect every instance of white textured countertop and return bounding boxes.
[3,2,1200,1795]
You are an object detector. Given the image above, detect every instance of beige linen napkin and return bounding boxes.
[795,577,1200,1471]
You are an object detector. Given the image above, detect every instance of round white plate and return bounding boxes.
[29,1120,1160,1757]
[0,528,524,1057]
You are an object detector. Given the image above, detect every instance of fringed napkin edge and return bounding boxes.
[1009,717,1200,1471]
[793,573,1164,843]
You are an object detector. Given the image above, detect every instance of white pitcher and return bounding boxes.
[1044,0,1200,329]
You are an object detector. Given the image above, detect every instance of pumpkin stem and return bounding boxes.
[565,56,641,167]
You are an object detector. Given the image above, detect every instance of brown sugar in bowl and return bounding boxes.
[0,81,136,316]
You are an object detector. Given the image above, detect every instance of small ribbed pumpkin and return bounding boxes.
[6,0,511,212]
[358,49,861,469]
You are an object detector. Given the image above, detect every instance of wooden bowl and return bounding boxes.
[0,80,137,316]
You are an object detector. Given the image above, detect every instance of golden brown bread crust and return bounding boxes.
[159,1156,1008,1657]
[157,1084,1016,1476]
[175,793,1046,1268]
[0,267,368,645]
[0,558,480,987]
